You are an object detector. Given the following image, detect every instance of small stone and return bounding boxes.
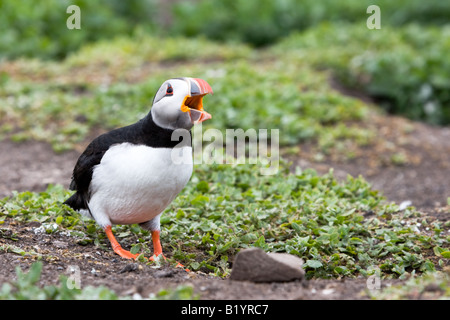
[424,283,443,293]
[118,263,138,274]
[230,247,304,283]
[53,240,68,249]
[154,269,175,278]
[321,288,335,295]
[399,200,412,211]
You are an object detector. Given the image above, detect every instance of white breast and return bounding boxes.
[88,143,193,226]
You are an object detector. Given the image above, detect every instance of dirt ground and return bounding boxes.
[0,111,449,300]
[0,219,391,300]
[0,139,379,300]
[292,112,450,216]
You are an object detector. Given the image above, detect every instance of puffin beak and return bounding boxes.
[181,78,213,125]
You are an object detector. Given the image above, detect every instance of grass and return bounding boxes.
[1,161,448,281]
[5,22,448,156]
[0,261,120,300]
[0,32,372,153]
[0,260,198,300]
[273,23,450,125]
[369,269,450,300]
[2,0,449,59]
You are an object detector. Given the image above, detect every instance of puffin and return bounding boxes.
[64,77,213,263]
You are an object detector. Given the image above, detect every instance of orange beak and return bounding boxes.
[181,78,213,124]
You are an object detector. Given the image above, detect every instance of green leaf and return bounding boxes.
[350,237,364,244]
[305,259,323,269]
[218,241,234,253]
[17,262,42,288]
[176,209,185,219]
[160,216,171,225]
[196,181,210,193]
[190,262,200,270]
[190,195,209,206]
[291,222,302,234]
[254,235,267,250]
[130,244,141,255]
[55,215,63,225]
[421,260,436,272]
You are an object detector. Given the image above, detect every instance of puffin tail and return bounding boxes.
[64,192,87,211]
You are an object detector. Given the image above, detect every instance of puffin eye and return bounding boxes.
[166,84,173,95]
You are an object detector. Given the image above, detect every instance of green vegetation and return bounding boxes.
[0,33,370,152]
[1,163,448,280]
[274,23,450,125]
[0,34,255,151]
[2,1,449,124]
[0,262,120,300]
[169,0,450,46]
[0,0,157,60]
[151,285,199,300]
[370,270,450,300]
[2,0,449,59]
[0,261,198,300]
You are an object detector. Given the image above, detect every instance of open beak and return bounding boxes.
[181,78,213,125]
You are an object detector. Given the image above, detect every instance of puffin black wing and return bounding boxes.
[64,126,133,210]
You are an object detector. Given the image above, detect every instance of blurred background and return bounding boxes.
[1,0,450,57]
[0,1,449,208]
[0,0,449,147]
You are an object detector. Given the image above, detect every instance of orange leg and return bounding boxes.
[104,225,139,260]
[150,230,163,259]
[150,230,189,271]
[105,226,189,271]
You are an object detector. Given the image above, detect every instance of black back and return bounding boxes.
[64,113,190,210]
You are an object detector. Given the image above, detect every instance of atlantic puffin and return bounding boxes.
[64,77,213,263]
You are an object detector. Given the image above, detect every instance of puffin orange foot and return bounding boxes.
[149,230,189,271]
[105,225,140,260]
[149,253,189,272]
[176,262,190,272]
[114,246,140,260]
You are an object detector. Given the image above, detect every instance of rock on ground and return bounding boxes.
[230,247,305,283]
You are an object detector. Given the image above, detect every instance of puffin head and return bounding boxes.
[150,77,213,130]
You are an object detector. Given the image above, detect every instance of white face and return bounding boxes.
[150,77,213,131]
[151,79,192,131]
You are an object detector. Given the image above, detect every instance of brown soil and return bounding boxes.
[291,112,450,215]
[0,219,384,300]
[0,112,449,300]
